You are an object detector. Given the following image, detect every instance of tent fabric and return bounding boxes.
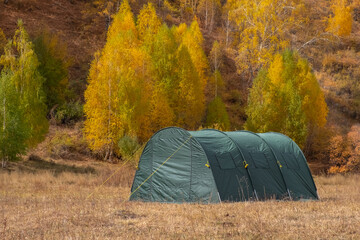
[130,127,219,203]
[225,131,290,200]
[258,132,318,200]
[189,130,255,201]
[130,127,318,203]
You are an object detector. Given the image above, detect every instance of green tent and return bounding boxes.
[130,127,318,203]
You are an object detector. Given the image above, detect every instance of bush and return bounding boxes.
[55,101,83,125]
[46,132,74,159]
[117,135,141,161]
[46,127,89,160]
[33,30,70,110]
[328,124,360,173]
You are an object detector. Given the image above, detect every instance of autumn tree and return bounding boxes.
[245,50,328,148]
[175,45,205,129]
[162,0,179,19]
[137,2,162,44]
[206,40,230,129]
[180,18,209,92]
[147,24,177,129]
[179,0,198,21]
[327,0,353,37]
[0,71,29,168]
[150,24,178,101]
[85,1,211,160]
[197,0,221,32]
[33,30,70,110]
[85,0,121,30]
[0,20,48,147]
[149,21,208,130]
[221,3,233,48]
[137,3,175,133]
[0,20,48,167]
[226,0,303,81]
[0,28,6,56]
[168,19,208,129]
[209,40,224,97]
[84,0,152,161]
[206,96,230,130]
[148,84,175,132]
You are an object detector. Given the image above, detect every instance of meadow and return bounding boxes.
[0,160,359,239]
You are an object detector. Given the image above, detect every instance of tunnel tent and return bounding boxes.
[130,127,318,203]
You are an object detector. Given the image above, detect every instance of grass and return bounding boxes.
[0,162,359,239]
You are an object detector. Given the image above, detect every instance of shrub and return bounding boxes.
[55,101,83,125]
[328,124,360,173]
[46,132,74,159]
[46,127,89,160]
[117,135,141,161]
[33,30,70,110]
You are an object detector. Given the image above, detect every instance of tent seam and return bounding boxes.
[256,133,293,200]
[200,129,258,201]
[266,132,319,199]
[237,130,291,199]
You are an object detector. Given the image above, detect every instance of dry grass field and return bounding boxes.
[0,160,359,240]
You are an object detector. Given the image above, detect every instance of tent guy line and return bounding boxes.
[86,144,145,200]
[129,135,193,200]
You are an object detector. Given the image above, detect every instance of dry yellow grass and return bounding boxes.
[0,163,359,239]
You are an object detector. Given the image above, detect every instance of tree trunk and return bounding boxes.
[214,47,218,98]
[2,158,6,168]
[3,97,5,131]
[107,66,112,162]
[205,0,208,29]
[2,97,6,168]
[104,147,109,161]
[109,145,113,162]
[225,13,230,48]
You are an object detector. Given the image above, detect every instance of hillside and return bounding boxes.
[0,0,359,173]
[0,0,109,95]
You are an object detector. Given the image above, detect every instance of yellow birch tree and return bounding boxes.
[327,0,353,37]
[226,0,303,80]
[84,0,152,160]
[245,50,328,148]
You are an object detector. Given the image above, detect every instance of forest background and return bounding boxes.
[0,0,359,174]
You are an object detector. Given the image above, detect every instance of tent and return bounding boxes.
[130,127,318,203]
